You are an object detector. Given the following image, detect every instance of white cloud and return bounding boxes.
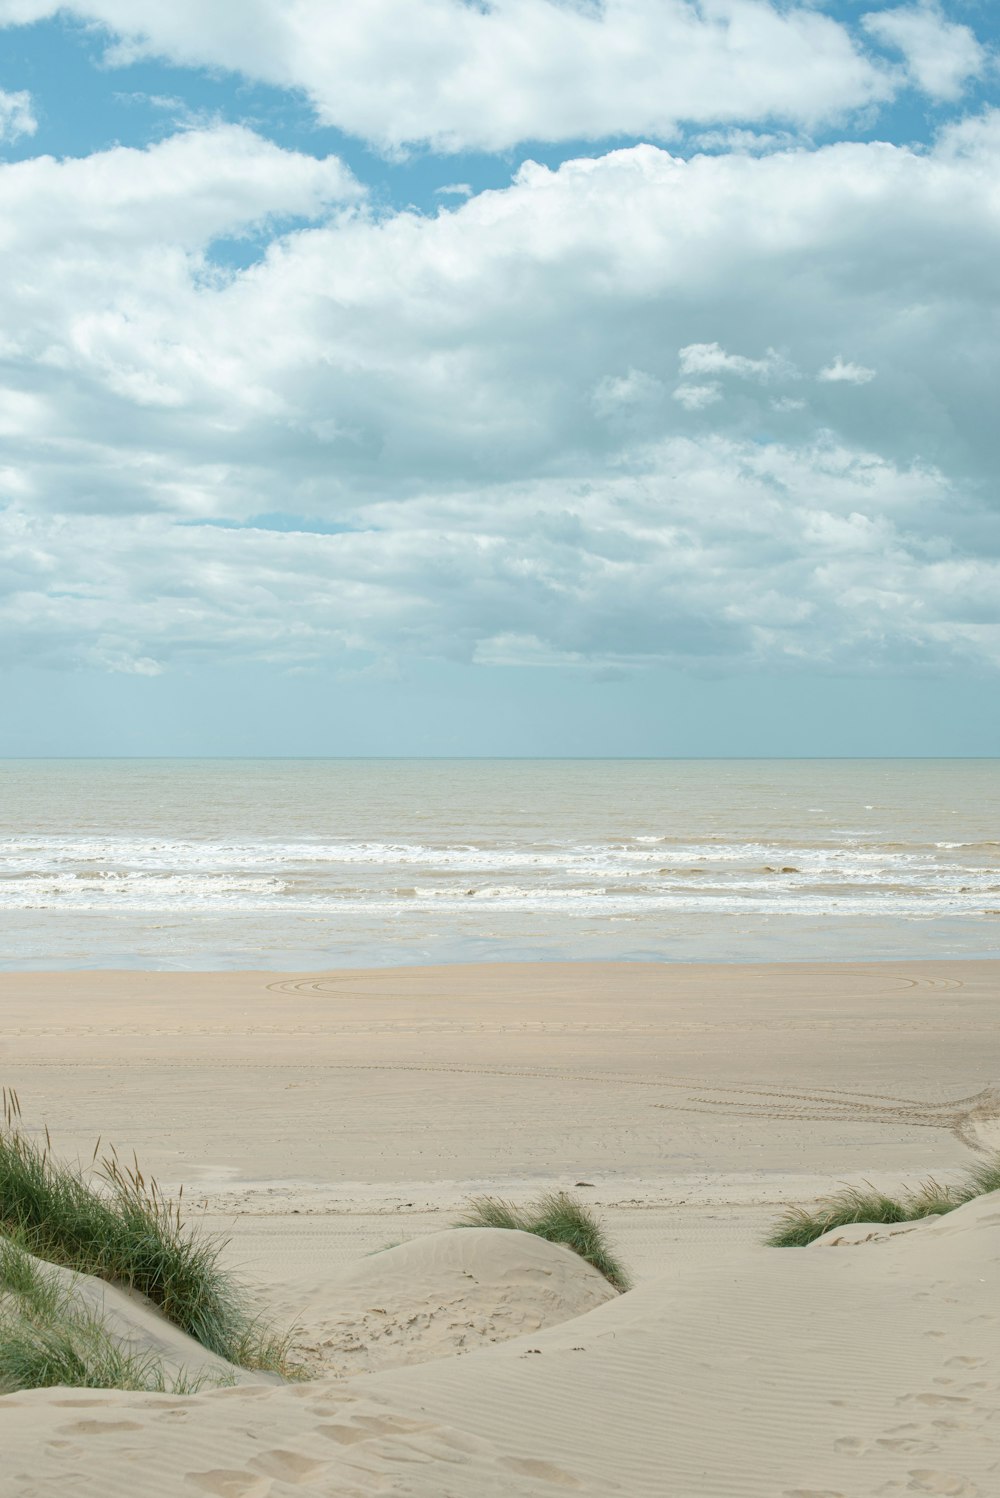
[0,124,359,252]
[592,368,665,420]
[1,117,999,677]
[678,342,792,382]
[863,3,986,102]
[4,437,996,676]
[0,0,896,152]
[818,358,877,385]
[0,124,359,423]
[689,128,808,155]
[472,633,588,669]
[672,383,722,411]
[0,87,35,142]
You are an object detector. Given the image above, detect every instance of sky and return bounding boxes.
[1,0,999,757]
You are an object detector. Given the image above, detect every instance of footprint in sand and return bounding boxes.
[249,1450,329,1483]
[317,1423,369,1446]
[898,1394,971,1409]
[781,1490,845,1497]
[502,1456,584,1487]
[50,1397,124,1408]
[187,1472,272,1498]
[907,1473,980,1496]
[58,1420,144,1436]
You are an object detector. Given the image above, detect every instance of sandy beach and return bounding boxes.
[1,958,999,1492]
[7,0,1000,1482]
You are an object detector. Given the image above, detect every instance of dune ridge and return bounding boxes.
[283,1226,617,1378]
[2,959,999,1493]
[1,1194,999,1495]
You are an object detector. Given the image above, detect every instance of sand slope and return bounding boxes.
[288,1226,616,1377]
[3,1197,1000,1496]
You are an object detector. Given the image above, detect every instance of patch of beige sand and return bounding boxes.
[3,960,999,1285]
[2,960,999,1225]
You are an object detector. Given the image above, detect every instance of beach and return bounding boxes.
[3,958,1000,1493]
[6,0,1000,1486]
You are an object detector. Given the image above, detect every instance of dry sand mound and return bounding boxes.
[3,1198,1000,1495]
[288,1226,617,1376]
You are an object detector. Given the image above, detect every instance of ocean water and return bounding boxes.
[1,758,998,970]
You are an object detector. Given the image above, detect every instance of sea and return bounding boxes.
[1,758,998,970]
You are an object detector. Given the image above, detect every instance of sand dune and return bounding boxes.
[287,1226,616,1378]
[2,959,1000,1493]
[2,1227,612,1394]
[2,1195,999,1495]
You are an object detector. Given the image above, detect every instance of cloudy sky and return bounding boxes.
[1,1,998,755]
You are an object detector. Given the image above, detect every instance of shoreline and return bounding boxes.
[10,946,1000,973]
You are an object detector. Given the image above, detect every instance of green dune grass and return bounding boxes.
[767,1154,1000,1247]
[0,1087,293,1383]
[0,1238,227,1394]
[456,1189,631,1292]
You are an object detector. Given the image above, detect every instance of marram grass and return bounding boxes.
[0,1088,294,1379]
[456,1190,631,1292]
[767,1153,1000,1248]
[0,1239,227,1394]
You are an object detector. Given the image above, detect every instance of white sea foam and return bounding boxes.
[1,758,997,966]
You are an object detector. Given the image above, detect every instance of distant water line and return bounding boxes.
[1,758,998,969]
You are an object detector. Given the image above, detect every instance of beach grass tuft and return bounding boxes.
[767,1155,1000,1247]
[456,1189,631,1292]
[0,1239,226,1394]
[962,1154,1000,1198]
[0,1087,294,1378]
